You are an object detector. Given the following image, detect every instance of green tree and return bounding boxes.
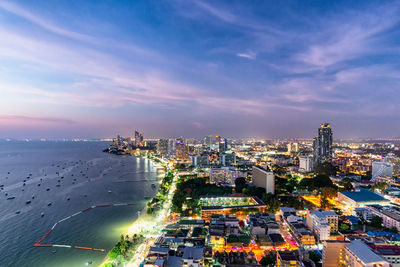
[321,187,338,199]
[314,162,338,176]
[235,177,247,193]
[263,193,281,213]
[309,251,321,264]
[340,178,354,191]
[371,182,389,193]
[259,252,275,266]
[370,216,383,228]
[108,246,121,260]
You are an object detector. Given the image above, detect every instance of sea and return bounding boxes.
[0,141,162,267]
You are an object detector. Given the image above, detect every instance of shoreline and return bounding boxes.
[100,154,165,267]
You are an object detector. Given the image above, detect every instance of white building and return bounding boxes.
[299,156,313,172]
[372,161,393,179]
[306,210,338,241]
[252,166,275,194]
[344,240,391,267]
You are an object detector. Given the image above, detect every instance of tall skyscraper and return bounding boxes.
[134,130,144,147]
[203,135,212,151]
[313,123,333,164]
[218,137,228,153]
[175,138,188,161]
[157,139,169,158]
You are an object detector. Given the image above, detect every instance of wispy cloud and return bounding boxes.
[236,51,256,60]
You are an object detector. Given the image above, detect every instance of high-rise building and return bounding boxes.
[157,139,169,158]
[287,143,299,154]
[203,135,212,151]
[384,153,400,176]
[299,156,313,172]
[218,137,228,153]
[175,138,188,161]
[372,161,393,179]
[252,166,275,194]
[134,130,144,147]
[220,152,236,166]
[313,123,333,164]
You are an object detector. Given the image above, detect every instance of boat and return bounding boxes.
[7,197,15,200]
[144,196,151,200]
[46,188,50,191]
[86,261,93,265]
[15,211,20,214]
[41,212,45,217]
[23,183,26,186]
[67,198,70,201]
[47,203,52,206]
[38,184,41,186]
[32,195,35,199]
[56,184,60,187]
[108,190,112,193]
[26,200,31,204]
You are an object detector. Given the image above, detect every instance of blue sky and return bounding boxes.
[0,0,400,139]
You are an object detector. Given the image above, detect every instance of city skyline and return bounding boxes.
[1,0,400,139]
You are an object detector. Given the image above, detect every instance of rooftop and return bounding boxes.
[340,189,387,202]
[368,244,400,256]
[346,240,388,264]
[182,247,203,260]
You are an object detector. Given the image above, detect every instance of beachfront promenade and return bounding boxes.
[127,168,178,266]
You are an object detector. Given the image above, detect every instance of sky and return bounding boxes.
[1,0,400,139]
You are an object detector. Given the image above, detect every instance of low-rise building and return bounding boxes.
[209,167,238,185]
[367,205,400,232]
[306,210,338,241]
[337,189,390,212]
[368,243,400,266]
[344,240,391,267]
[322,240,350,267]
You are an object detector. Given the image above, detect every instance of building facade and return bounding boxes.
[252,166,275,194]
[299,156,313,172]
[313,123,333,164]
[372,161,393,179]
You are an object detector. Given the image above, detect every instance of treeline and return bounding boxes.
[171,177,232,215]
[147,170,174,214]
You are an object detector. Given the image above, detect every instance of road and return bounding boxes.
[127,169,178,267]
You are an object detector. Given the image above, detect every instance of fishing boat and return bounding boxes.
[47,202,52,206]
[26,200,31,204]
[7,196,15,200]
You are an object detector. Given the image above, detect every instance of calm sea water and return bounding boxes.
[0,141,161,267]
